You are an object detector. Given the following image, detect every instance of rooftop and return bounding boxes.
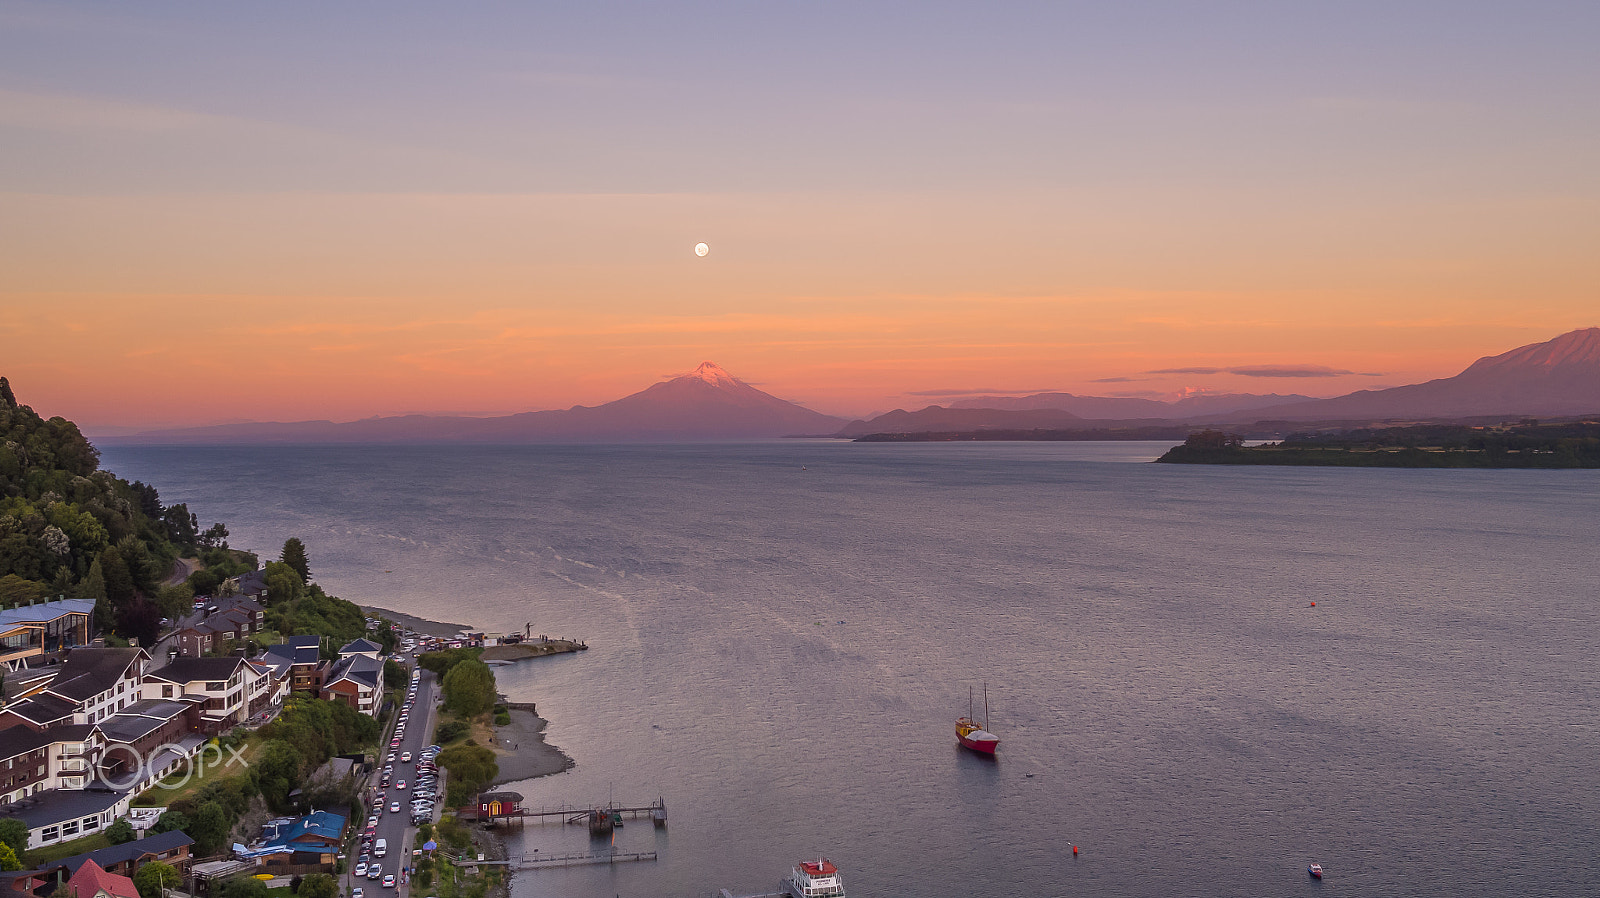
[0,599,96,628]
[46,648,147,702]
[146,656,248,684]
[45,829,194,877]
[0,787,126,828]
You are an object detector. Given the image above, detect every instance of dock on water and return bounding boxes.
[510,850,657,869]
[458,797,667,833]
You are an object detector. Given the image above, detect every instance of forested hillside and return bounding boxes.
[0,375,225,643]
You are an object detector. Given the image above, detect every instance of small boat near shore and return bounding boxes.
[782,858,846,898]
[957,684,999,755]
[1309,863,1323,879]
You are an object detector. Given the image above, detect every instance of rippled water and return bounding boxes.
[99,441,1600,897]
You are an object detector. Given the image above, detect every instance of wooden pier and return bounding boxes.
[510,850,657,869]
[465,798,666,833]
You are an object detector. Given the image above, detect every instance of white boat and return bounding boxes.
[782,858,846,898]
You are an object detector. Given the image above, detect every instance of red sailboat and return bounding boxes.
[957,684,999,754]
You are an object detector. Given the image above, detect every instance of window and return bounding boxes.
[162,685,174,698]
[83,816,100,830]
[62,820,79,837]
[206,681,226,691]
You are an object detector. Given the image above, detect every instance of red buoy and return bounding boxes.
[1309,602,1316,607]
[1072,845,1078,856]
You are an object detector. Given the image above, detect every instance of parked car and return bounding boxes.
[354,863,368,877]
[351,890,363,898]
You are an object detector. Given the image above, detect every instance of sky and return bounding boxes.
[2,1,1597,428]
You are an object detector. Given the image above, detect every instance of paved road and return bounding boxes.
[344,659,442,898]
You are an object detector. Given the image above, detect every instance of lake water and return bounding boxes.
[98,441,1600,897]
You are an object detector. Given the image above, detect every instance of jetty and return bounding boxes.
[480,635,587,662]
[459,798,667,833]
[509,850,658,869]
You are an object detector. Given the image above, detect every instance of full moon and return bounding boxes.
[694,243,709,257]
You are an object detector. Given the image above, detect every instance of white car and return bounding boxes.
[389,801,401,813]
[354,863,368,877]
[400,751,412,762]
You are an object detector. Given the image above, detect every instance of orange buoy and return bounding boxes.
[1310,602,1316,607]
[1072,845,1078,856]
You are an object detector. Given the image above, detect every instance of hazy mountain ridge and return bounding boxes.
[844,328,1600,436]
[947,391,1316,418]
[98,329,1600,443]
[106,362,846,443]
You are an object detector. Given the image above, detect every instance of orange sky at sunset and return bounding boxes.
[3,4,1596,429]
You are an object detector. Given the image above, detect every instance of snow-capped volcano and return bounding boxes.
[687,361,742,388]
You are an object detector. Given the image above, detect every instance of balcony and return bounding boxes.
[58,759,89,773]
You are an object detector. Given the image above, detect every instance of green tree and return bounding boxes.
[149,809,190,837]
[297,874,337,898]
[104,817,136,845]
[252,739,303,813]
[441,658,497,717]
[0,843,20,872]
[218,877,267,898]
[384,659,408,689]
[133,861,179,898]
[262,561,302,605]
[100,546,135,603]
[0,817,27,863]
[280,538,310,585]
[188,802,232,856]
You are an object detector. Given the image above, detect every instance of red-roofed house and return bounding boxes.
[65,859,139,898]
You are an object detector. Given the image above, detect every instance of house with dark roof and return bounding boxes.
[141,656,265,731]
[63,859,138,898]
[318,654,383,717]
[0,723,99,804]
[260,636,324,693]
[170,597,266,658]
[0,786,131,851]
[2,830,194,895]
[336,638,382,660]
[93,699,208,792]
[0,648,150,732]
[229,570,269,602]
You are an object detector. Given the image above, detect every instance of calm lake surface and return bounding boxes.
[99,441,1600,897]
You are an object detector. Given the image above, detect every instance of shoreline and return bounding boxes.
[487,707,575,786]
[362,604,474,638]
[366,604,578,784]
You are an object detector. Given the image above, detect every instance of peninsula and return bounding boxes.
[1156,422,1600,468]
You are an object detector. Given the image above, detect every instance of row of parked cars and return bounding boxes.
[351,668,437,891]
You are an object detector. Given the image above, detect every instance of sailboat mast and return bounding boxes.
[983,682,989,730]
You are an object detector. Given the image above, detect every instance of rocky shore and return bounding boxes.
[488,708,575,785]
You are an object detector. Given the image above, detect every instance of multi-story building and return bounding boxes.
[0,648,151,731]
[141,656,269,732]
[0,599,94,671]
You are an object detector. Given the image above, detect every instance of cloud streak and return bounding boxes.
[905,387,1059,397]
[1148,364,1383,378]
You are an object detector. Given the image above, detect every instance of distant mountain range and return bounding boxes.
[100,328,1600,444]
[947,391,1316,418]
[108,362,845,443]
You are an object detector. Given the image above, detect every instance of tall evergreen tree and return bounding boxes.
[280,537,310,584]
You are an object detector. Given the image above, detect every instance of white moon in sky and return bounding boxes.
[694,243,709,257]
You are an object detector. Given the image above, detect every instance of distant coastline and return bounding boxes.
[1155,421,1600,468]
